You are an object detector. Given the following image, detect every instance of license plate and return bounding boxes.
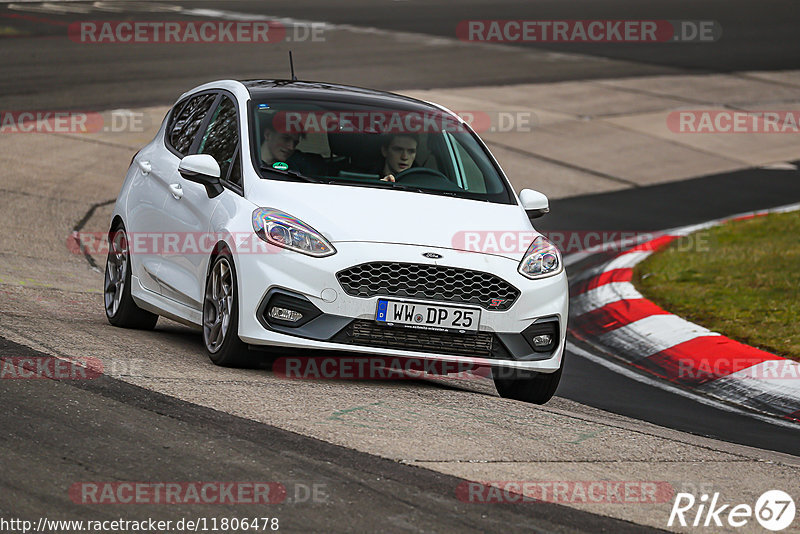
[375,299,481,332]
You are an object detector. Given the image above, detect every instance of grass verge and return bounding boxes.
[634,210,800,362]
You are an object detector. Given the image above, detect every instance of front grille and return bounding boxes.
[330,320,512,359]
[336,262,520,311]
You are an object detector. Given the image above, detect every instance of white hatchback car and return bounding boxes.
[105,79,568,403]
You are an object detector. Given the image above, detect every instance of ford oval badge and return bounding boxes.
[423,252,443,259]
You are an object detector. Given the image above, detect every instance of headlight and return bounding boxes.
[252,208,336,257]
[518,235,562,279]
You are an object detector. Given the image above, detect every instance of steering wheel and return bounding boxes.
[393,167,450,183]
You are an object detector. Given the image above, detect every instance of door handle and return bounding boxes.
[138,160,152,175]
[168,183,183,200]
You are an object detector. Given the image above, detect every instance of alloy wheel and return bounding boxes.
[203,257,234,353]
[104,230,128,318]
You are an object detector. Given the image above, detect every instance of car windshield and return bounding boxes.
[250,98,514,204]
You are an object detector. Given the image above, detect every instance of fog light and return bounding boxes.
[532,334,553,348]
[521,318,559,353]
[260,289,322,329]
[269,306,303,322]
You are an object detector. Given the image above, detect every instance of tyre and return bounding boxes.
[493,365,563,405]
[104,225,159,330]
[203,250,252,367]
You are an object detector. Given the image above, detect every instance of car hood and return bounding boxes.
[247,181,538,261]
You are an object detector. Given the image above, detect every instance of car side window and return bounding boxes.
[197,95,240,186]
[228,146,242,186]
[168,93,217,156]
[442,132,502,194]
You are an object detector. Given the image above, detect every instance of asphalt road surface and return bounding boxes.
[1,337,655,533]
[2,0,800,109]
[1,1,798,531]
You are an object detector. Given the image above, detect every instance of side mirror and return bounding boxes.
[179,154,223,198]
[519,189,550,219]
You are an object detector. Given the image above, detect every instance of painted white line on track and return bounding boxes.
[9,1,91,13]
[669,220,720,237]
[567,341,800,430]
[564,202,800,267]
[1,1,619,65]
[564,251,593,267]
[177,7,603,60]
[601,250,654,271]
[563,232,666,266]
[568,263,604,284]
[760,162,798,170]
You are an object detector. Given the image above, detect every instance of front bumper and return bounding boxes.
[235,241,568,372]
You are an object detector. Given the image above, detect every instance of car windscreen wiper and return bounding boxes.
[326,178,401,188]
[322,177,480,199]
[391,184,490,201]
[259,165,319,183]
[325,179,429,193]
[390,183,465,198]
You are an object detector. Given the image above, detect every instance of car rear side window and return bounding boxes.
[168,93,216,156]
[197,95,240,185]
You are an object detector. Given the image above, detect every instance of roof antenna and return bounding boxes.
[289,50,297,81]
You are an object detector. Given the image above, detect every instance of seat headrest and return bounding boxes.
[327,132,384,172]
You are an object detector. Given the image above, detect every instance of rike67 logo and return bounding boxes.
[669,490,795,531]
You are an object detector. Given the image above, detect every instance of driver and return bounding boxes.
[378,133,418,182]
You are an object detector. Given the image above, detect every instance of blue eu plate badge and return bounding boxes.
[376,299,388,321]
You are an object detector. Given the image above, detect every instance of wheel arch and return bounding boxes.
[109,215,124,232]
[205,240,234,277]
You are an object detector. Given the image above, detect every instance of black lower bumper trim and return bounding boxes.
[330,320,513,359]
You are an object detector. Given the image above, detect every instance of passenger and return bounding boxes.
[261,120,325,176]
[378,133,418,182]
[261,124,302,166]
